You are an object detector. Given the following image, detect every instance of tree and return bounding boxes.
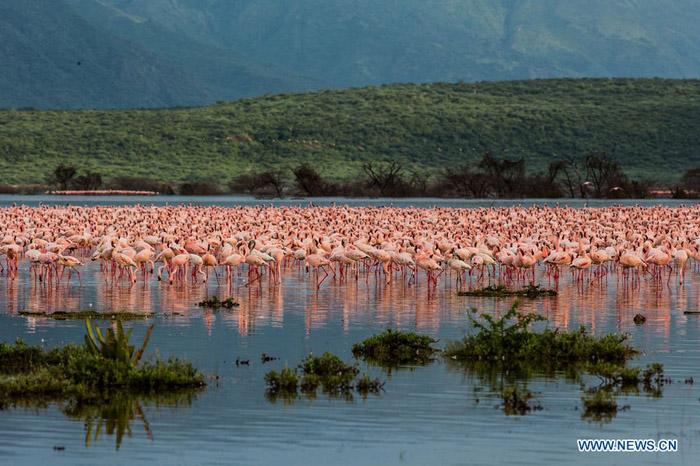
[46,164,76,190]
[292,163,331,196]
[230,170,285,197]
[71,171,102,190]
[477,152,525,197]
[556,156,588,198]
[584,153,628,198]
[362,161,406,196]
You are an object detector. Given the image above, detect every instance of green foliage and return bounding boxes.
[299,352,359,393]
[352,329,438,366]
[444,300,639,365]
[264,352,384,402]
[264,364,299,394]
[2,79,700,185]
[0,340,205,409]
[84,318,153,366]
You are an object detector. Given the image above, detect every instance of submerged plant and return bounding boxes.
[581,389,624,423]
[355,373,385,397]
[352,329,438,366]
[84,318,153,366]
[501,386,541,415]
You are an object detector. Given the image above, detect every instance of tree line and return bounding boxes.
[24,152,700,199]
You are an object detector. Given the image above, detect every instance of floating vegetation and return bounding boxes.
[501,386,542,416]
[264,352,383,403]
[197,296,239,309]
[261,353,278,364]
[457,283,557,298]
[355,373,385,396]
[581,390,624,422]
[0,322,205,410]
[633,314,646,324]
[352,329,438,366]
[18,310,153,320]
[443,300,639,365]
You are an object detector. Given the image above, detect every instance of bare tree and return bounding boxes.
[584,153,628,198]
[362,161,406,196]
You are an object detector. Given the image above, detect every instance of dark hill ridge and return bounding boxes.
[0,79,698,185]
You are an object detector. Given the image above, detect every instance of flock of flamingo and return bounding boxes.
[0,204,698,291]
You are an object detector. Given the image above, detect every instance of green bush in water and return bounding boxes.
[444,300,639,365]
[300,352,359,393]
[352,329,437,366]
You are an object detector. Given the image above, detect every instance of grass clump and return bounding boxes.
[352,329,438,366]
[444,300,638,366]
[458,283,556,298]
[197,296,239,310]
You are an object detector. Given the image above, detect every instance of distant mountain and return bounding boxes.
[0,0,212,109]
[4,1,700,109]
[90,0,700,86]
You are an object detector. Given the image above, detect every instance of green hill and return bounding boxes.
[1,79,698,186]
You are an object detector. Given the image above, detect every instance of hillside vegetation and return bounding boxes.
[1,78,698,185]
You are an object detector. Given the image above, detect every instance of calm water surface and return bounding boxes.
[0,197,699,465]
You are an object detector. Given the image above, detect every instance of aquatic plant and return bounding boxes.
[355,373,385,396]
[18,310,154,320]
[264,352,382,402]
[84,318,153,366]
[457,283,557,298]
[581,389,624,422]
[197,296,239,309]
[352,329,438,366]
[443,300,639,365]
[264,364,299,394]
[0,340,205,410]
[299,352,359,393]
[501,386,541,416]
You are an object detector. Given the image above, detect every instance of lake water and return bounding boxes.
[1,197,699,465]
